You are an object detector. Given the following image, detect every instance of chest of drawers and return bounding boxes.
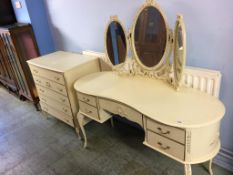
[27,51,100,128]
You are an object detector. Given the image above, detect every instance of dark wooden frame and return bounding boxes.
[0,23,40,109]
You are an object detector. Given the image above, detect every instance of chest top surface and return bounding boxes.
[27,51,98,73]
[74,71,225,128]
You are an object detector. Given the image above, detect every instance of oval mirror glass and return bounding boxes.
[174,15,186,89]
[106,21,127,66]
[133,6,167,68]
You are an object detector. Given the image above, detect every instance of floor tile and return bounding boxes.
[0,86,232,175]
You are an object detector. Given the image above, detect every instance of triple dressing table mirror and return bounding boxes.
[74,0,225,175]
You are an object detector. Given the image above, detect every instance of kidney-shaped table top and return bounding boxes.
[74,71,225,128]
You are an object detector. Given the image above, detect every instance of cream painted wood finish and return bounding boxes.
[27,51,100,128]
[74,71,225,175]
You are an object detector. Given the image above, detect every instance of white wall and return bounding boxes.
[44,0,233,153]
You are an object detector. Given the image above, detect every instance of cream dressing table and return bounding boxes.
[75,72,225,175]
[74,1,225,174]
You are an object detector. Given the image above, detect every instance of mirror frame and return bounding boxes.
[131,0,171,72]
[173,15,186,90]
[104,16,128,69]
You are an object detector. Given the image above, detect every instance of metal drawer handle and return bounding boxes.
[33,70,39,74]
[85,109,92,114]
[54,77,60,81]
[157,127,170,135]
[39,89,45,93]
[157,142,170,150]
[83,97,90,102]
[61,98,66,103]
[36,80,41,83]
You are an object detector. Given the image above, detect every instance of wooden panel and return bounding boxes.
[2,32,28,94]
[37,85,70,106]
[40,102,74,127]
[99,98,143,126]
[147,130,185,160]
[147,118,185,144]
[0,24,39,107]
[40,95,72,117]
[0,33,17,90]
[33,75,67,96]
[77,92,97,107]
[30,65,65,85]
[79,101,99,120]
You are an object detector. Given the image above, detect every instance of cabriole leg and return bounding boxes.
[75,126,81,139]
[209,159,213,175]
[184,164,192,175]
[77,112,87,148]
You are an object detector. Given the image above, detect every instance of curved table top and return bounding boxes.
[74,71,225,128]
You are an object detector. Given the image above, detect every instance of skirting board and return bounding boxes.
[214,148,233,172]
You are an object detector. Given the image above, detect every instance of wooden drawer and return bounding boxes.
[79,101,99,120]
[99,98,143,126]
[34,76,67,96]
[30,65,65,85]
[147,130,185,160]
[40,95,72,116]
[147,118,185,144]
[40,102,74,127]
[37,85,70,106]
[77,93,97,107]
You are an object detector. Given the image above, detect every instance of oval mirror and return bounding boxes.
[173,15,186,89]
[132,5,168,69]
[106,19,127,66]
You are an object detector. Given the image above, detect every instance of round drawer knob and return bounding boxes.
[46,82,51,87]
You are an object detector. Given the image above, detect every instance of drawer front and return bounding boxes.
[40,95,72,116]
[77,93,97,107]
[37,85,70,106]
[147,131,185,160]
[30,65,65,85]
[40,102,74,127]
[99,99,143,126]
[79,101,99,120]
[147,118,185,144]
[34,76,67,96]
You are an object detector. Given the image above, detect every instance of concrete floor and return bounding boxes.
[0,86,232,175]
